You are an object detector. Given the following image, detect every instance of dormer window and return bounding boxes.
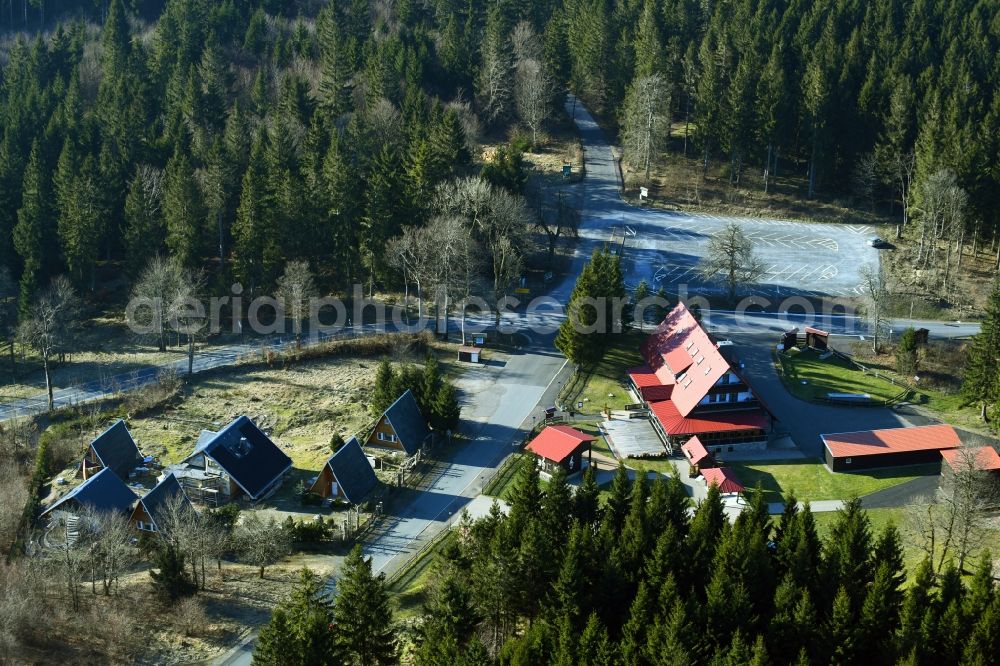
[704,367,712,375]
[690,347,699,357]
[684,379,692,388]
[685,341,694,349]
[696,356,704,365]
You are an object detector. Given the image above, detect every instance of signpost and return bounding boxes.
[562,164,572,177]
[639,186,648,200]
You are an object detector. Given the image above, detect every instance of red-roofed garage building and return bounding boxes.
[628,302,772,455]
[822,424,961,472]
[526,426,596,477]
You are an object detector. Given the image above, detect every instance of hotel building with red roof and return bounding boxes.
[628,302,772,455]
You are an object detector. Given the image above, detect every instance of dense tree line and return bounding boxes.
[578,0,998,247]
[0,0,563,322]
[249,458,1000,664]
[412,461,999,665]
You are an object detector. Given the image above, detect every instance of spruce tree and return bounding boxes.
[163,148,206,267]
[573,464,601,526]
[12,141,52,315]
[541,466,573,551]
[507,455,543,541]
[431,381,461,433]
[371,359,396,415]
[962,279,1000,420]
[333,546,396,665]
[254,568,338,665]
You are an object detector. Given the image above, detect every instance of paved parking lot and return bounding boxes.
[578,211,880,299]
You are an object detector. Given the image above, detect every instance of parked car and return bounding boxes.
[867,236,887,248]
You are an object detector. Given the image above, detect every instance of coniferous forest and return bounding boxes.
[405,462,999,665]
[0,0,996,315]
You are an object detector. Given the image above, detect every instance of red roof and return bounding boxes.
[628,366,674,401]
[940,446,1000,472]
[649,400,769,436]
[701,467,745,494]
[681,436,712,466]
[822,424,961,459]
[804,326,829,336]
[526,426,596,464]
[641,303,731,417]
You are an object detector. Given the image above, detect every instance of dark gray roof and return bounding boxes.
[42,467,137,517]
[90,419,143,480]
[326,437,377,504]
[383,389,431,456]
[189,417,292,500]
[140,473,193,531]
[193,429,217,453]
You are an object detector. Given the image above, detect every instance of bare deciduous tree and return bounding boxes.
[0,460,28,553]
[700,222,765,302]
[932,445,1000,572]
[129,255,186,352]
[81,507,135,596]
[236,513,290,579]
[276,260,318,347]
[858,263,890,353]
[515,58,552,148]
[476,29,514,126]
[851,152,879,211]
[434,178,533,319]
[18,276,78,410]
[621,74,671,180]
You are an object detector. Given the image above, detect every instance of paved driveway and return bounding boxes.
[729,333,923,458]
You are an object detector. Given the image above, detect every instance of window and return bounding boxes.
[845,458,852,465]
[377,431,397,443]
[137,521,155,532]
[696,356,704,365]
[704,367,712,375]
[685,341,694,349]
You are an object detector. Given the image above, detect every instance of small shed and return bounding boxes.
[804,327,830,350]
[915,328,930,344]
[458,346,481,363]
[700,466,745,495]
[525,425,596,476]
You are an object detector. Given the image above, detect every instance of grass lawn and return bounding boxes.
[574,331,646,415]
[775,347,907,403]
[731,459,939,503]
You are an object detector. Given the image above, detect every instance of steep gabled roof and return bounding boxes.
[188,417,292,500]
[822,424,960,459]
[641,303,731,417]
[324,437,378,504]
[526,425,596,464]
[90,419,143,480]
[701,466,745,494]
[681,436,713,466]
[42,467,137,517]
[138,473,194,531]
[383,390,431,456]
